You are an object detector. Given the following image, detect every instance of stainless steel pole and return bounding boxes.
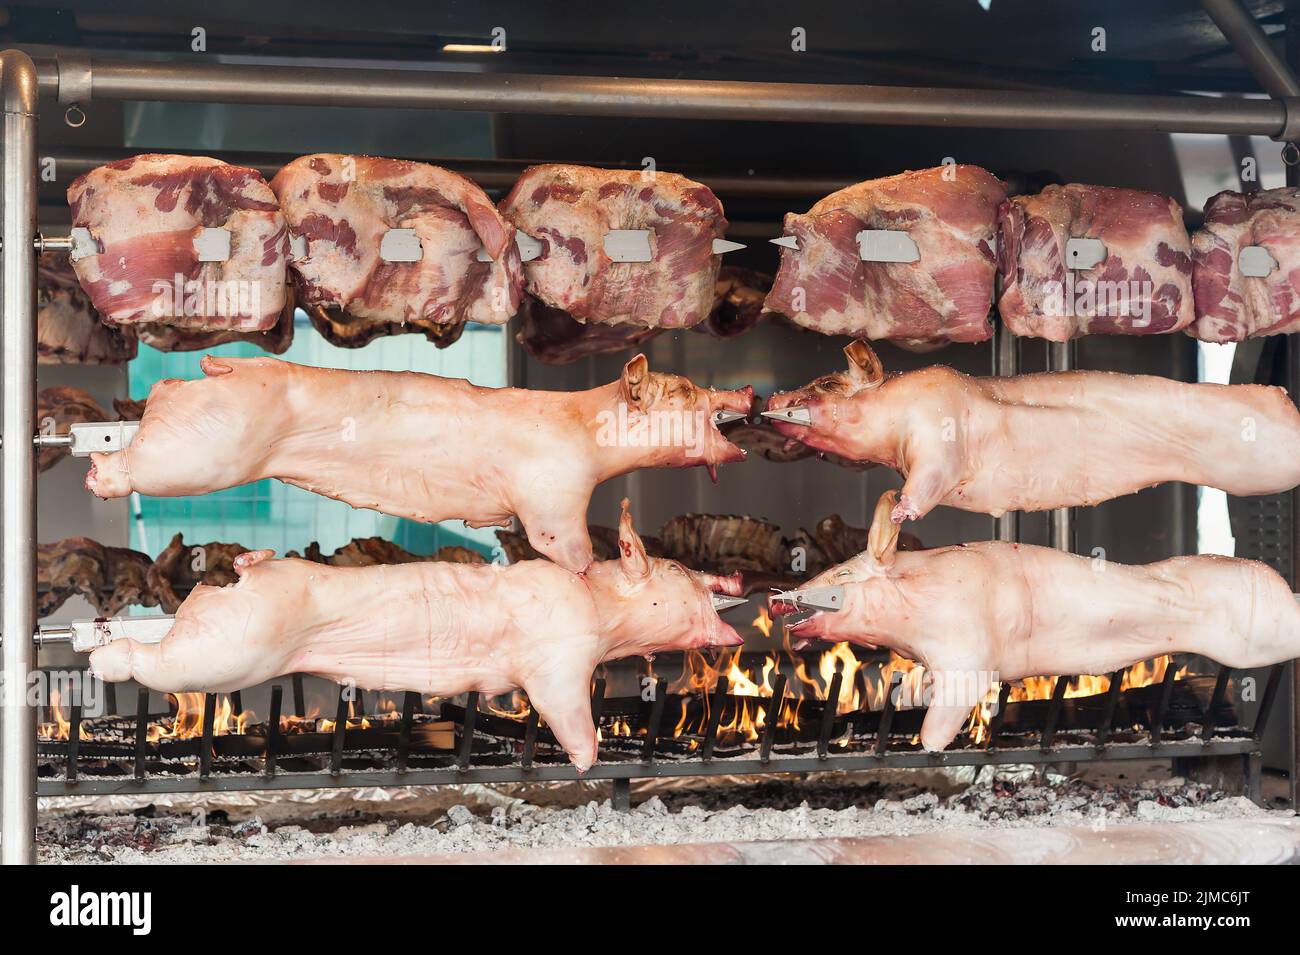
[32,56,1292,135]
[0,49,38,866]
[1201,0,1300,97]
[991,322,1019,544]
[1047,341,1074,553]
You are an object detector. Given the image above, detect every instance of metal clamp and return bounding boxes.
[771,585,845,612]
[1065,237,1107,270]
[59,420,140,456]
[1240,245,1279,277]
[37,615,175,653]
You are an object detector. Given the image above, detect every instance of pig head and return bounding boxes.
[764,340,968,523]
[769,489,1008,752]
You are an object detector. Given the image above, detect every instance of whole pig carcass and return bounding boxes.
[1190,187,1300,341]
[500,164,727,328]
[89,502,745,771]
[764,339,1300,524]
[764,166,1006,346]
[996,183,1193,339]
[84,354,754,573]
[270,154,522,329]
[67,154,289,331]
[772,490,1300,752]
[37,252,138,364]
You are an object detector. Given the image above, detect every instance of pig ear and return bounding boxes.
[868,491,901,567]
[844,340,884,389]
[617,497,651,580]
[619,354,652,412]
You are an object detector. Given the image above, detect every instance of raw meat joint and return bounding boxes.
[500,164,728,328]
[996,183,1194,339]
[88,501,746,772]
[83,353,753,574]
[764,165,1006,345]
[271,154,522,327]
[1191,186,1300,341]
[67,154,289,331]
[765,339,1300,523]
[772,490,1300,753]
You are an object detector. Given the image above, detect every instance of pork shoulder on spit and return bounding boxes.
[500,164,728,329]
[763,166,1006,346]
[89,502,745,771]
[67,154,289,331]
[771,490,1300,752]
[996,183,1194,339]
[764,339,1300,523]
[270,154,522,328]
[84,354,754,573]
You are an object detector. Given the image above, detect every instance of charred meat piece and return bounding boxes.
[303,303,465,350]
[699,267,772,339]
[36,386,109,473]
[67,154,288,331]
[271,154,521,328]
[515,296,662,364]
[38,252,138,364]
[765,166,1005,344]
[501,164,727,328]
[295,537,487,567]
[37,537,155,618]
[997,183,1193,339]
[1191,187,1300,341]
[147,533,249,614]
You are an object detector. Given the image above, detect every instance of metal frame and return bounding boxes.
[6,4,1300,858]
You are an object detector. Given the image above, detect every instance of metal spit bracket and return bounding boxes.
[857,229,920,263]
[771,585,845,613]
[475,228,544,263]
[1239,245,1279,277]
[604,229,654,262]
[1065,237,1107,270]
[379,228,423,263]
[64,420,140,456]
[68,227,99,261]
[193,227,231,262]
[39,615,176,654]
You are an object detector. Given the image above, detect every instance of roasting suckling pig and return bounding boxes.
[765,340,1300,524]
[1190,187,1300,341]
[764,165,1006,346]
[772,490,1300,752]
[88,502,745,771]
[271,154,522,328]
[500,164,728,329]
[83,354,753,573]
[67,154,289,331]
[996,183,1193,339]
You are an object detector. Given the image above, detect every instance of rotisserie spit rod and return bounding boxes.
[79,501,746,772]
[770,489,1300,753]
[81,354,754,574]
[763,339,1300,524]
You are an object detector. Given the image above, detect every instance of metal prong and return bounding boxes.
[857,229,919,263]
[712,238,747,255]
[1064,237,1107,270]
[65,421,140,456]
[379,228,423,263]
[193,227,232,263]
[289,233,307,259]
[760,406,811,426]
[604,229,654,262]
[710,593,749,613]
[1240,245,1278,277]
[39,615,176,654]
[712,410,747,426]
[770,235,799,250]
[476,229,543,263]
[772,585,844,613]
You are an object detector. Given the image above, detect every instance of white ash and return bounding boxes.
[37,770,1280,864]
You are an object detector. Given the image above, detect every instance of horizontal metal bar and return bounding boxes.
[30,56,1288,135]
[36,737,1262,797]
